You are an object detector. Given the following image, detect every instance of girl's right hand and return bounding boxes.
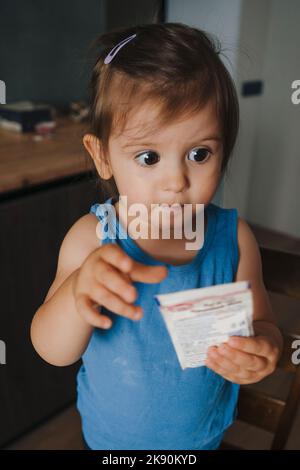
[72,243,168,329]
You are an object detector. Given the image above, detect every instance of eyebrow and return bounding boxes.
[121,135,222,149]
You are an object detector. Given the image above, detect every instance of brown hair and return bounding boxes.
[84,22,239,198]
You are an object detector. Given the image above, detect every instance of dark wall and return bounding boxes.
[0,0,106,105]
[0,0,164,107]
[106,0,164,30]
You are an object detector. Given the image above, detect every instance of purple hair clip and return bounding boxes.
[104,33,137,64]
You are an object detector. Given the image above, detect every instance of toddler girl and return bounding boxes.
[31,22,282,450]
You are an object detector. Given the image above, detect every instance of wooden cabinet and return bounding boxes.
[0,174,103,447]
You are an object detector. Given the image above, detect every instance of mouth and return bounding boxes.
[159,203,184,207]
[156,203,184,211]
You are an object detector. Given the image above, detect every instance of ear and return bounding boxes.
[83,133,113,180]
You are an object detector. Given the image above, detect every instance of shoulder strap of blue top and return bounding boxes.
[90,197,118,242]
[89,197,114,221]
[209,203,239,273]
[228,207,239,274]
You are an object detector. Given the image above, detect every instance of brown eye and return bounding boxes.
[188,147,211,163]
[135,151,160,167]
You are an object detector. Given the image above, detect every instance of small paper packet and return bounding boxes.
[155,281,254,370]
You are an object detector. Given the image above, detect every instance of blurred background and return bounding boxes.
[0,0,299,450]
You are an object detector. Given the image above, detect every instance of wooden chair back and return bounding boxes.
[221,247,300,450]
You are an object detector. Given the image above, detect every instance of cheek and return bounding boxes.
[208,165,222,183]
[190,162,220,185]
[110,159,135,185]
[112,165,152,202]
[208,155,223,179]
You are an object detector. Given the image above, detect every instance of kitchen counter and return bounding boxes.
[0,117,94,194]
[0,117,101,445]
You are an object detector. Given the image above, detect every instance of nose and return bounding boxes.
[163,164,188,194]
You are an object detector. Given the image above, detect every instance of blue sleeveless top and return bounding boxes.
[76,196,240,450]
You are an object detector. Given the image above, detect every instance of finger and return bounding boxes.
[127,260,168,284]
[205,356,254,384]
[206,347,241,375]
[215,343,268,372]
[205,358,237,382]
[100,243,168,283]
[227,335,273,358]
[94,260,137,303]
[76,294,113,329]
[90,283,142,322]
[98,243,137,273]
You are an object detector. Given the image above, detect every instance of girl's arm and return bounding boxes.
[205,217,283,384]
[234,217,283,351]
[31,213,168,368]
[30,214,100,367]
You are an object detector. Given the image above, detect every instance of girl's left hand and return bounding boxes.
[205,334,281,384]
